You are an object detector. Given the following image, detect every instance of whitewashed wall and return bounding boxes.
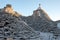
[57,23,60,28]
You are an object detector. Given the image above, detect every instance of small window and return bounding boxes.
[20,38,25,40]
[0,26,4,28]
[7,33,10,35]
[4,38,7,40]
[4,22,9,26]
[4,29,8,32]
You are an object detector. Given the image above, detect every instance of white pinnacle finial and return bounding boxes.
[39,4,41,7]
[37,4,41,9]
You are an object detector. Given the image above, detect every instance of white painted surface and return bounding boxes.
[7,38,13,40]
[57,23,60,28]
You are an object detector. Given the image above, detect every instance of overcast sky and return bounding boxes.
[0,0,60,21]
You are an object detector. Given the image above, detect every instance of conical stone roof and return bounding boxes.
[0,12,40,39]
[32,5,51,21]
